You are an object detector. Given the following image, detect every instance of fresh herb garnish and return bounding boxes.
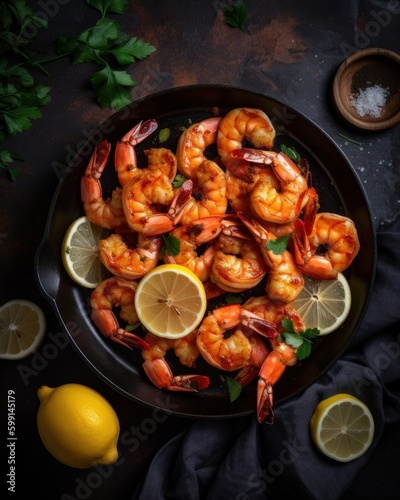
[0,0,155,180]
[160,235,180,258]
[280,144,301,163]
[338,133,362,145]
[226,376,242,402]
[223,0,249,34]
[125,322,141,331]
[57,4,155,109]
[172,173,187,189]
[265,234,292,255]
[158,127,170,143]
[225,293,242,304]
[279,318,320,360]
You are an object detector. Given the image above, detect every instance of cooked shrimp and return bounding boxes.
[242,295,305,332]
[143,147,177,180]
[238,212,304,303]
[232,149,309,224]
[114,119,158,186]
[180,159,228,225]
[257,342,297,424]
[217,108,276,179]
[122,168,193,235]
[234,332,271,387]
[242,295,304,423]
[196,303,279,372]
[90,277,149,349]
[163,216,224,282]
[210,232,268,293]
[176,116,222,178]
[99,232,162,280]
[81,141,127,229]
[226,165,280,215]
[292,212,360,279]
[142,331,210,392]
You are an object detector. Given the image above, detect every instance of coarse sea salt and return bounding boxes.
[349,85,389,118]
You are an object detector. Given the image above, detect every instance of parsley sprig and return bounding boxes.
[160,235,180,258]
[0,0,155,180]
[226,376,242,402]
[265,234,292,255]
[57,0,155,109]
[223,0,249,34]
[279,318,320,360]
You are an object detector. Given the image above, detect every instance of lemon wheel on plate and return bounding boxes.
[61,216,110,288]
[291,272,352,335]
[134,264,207,339]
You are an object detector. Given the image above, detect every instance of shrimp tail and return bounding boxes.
[240,310,280,339]
[81,141,111,203]
[91,309,149,350]
[143,179,193,236]
[257,351,286,424]
[232,148,274,164]
[120,119,158,145]
[142,358,209,392]
[292,219,338,279]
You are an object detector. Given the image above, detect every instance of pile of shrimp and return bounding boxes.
[81,108,360,423]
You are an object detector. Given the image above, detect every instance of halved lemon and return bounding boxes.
[310,393,375,462]
[61,216,110,288]
[134,264,207,338]
[291,272,351,335]
[0,300,46,359]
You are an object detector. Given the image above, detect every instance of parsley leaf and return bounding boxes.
[226,376,242,402]
[125,322,141,331]
[172,174,187,188]
[88,0,129,17]
[90,66,136,109]
[225,293,242,304]
[280,144,301,163]
[57,14,156,109]
[265,234,292,255]
[279,317,320,361]
[160,235,181,258]
[224,0,249,34]
[110,37,156,65]
[0,150,22,180]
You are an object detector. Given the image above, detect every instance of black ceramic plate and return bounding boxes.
[35,85,376,418]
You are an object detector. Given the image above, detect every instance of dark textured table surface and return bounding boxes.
[1,1,399,498]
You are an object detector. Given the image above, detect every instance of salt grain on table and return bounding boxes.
[349,85,389,118]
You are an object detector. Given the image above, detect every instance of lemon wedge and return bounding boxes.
[134,264,207,338]
[291,272,351,335]
[0,300,46,360]
[310,393,375,462]
[61,216,110,288]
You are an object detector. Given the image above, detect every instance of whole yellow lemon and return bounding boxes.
[37,383,120,469]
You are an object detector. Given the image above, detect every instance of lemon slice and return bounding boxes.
[134,264,207,339]
[0,300,46,359]
[291,272,351,335]
[61,216,110,288]
[310,393,375,462]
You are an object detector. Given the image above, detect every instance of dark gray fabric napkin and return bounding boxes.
[133,215,400,500]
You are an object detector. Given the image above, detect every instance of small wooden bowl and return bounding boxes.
[332,48,400,131]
